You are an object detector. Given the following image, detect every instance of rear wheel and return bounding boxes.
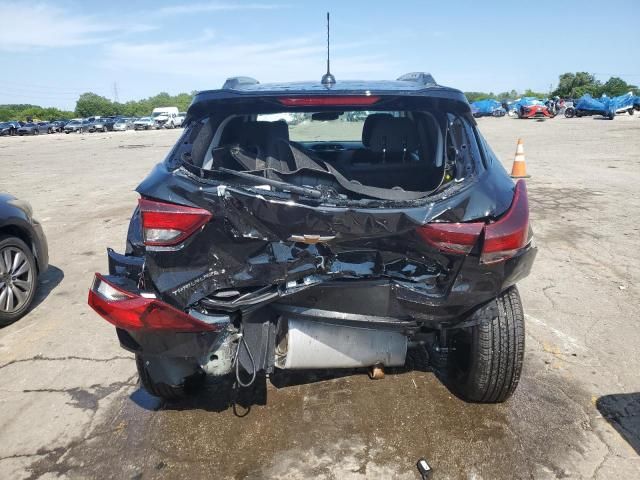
[564,107,575,118]
[0,235,38,326]
[447,286,525,403]
[628,108,634,116]
[135,354,205,400]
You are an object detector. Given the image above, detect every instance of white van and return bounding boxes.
[151,107,180,128]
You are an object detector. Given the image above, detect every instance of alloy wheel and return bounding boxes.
[0,246,34,313]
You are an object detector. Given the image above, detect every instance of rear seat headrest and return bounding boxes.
[238,120,290,146]
[362,113,392,147]
[365,116,419,153]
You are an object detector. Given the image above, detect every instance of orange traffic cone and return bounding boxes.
[511,138,530,178]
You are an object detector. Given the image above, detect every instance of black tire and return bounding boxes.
[564,107,575,118]
[628,108,634,116]
[607,112,615,120]
[0,235,38,326]
[448,286,525,403]
[135,354,205,400]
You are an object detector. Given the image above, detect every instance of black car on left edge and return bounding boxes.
[0,194,48,325]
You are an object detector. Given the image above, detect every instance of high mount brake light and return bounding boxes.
[417,180,530,263]
[277,96,381,107]
[88,273,219,332]
[139,198,212,247]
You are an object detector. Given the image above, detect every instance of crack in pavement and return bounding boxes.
[0,354,132,371]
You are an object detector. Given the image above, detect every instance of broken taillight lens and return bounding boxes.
[88,273,219,332]
[138,198,212,247]
[417,180,530,264]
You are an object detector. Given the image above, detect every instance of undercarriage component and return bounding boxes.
[275,316,407,369]
[369,363,385,379]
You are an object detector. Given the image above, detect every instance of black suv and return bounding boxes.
[89,73,536,403]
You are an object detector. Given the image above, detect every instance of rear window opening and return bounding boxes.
[173,108,480,202]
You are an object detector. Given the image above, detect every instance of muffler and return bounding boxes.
[275,317,407,369]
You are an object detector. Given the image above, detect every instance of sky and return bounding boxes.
[1,0,639,110]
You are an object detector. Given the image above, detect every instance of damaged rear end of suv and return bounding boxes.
[88,73,536,403]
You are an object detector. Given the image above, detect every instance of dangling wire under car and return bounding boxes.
[232,324,257,388]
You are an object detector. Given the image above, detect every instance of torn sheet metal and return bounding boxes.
[122,161,535,325]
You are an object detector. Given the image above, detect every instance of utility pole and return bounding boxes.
[112,82,119,103]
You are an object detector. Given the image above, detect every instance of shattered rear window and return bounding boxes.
[169,108,481,202]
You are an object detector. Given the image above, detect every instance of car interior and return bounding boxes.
[200,111,451,192]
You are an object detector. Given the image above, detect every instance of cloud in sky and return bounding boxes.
[100,35,392,87]
[0,3,154,51]
[157,2,287,16]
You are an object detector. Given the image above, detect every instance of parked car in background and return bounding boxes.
[0,193,48,326]
[151,107,180,128]
[470,99,506,117]
[89,73,536,404]
[49,120,67,133]
[113,118,133,131]
[87,118,108,133]
[1,122,19,136]
[177,112,187,127]
[64,119,90,133]
[37,122,54,134]
[17,123,44,135]
[133,117,155,130]
[512,98,553,119]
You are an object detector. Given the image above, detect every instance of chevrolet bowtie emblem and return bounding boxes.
[288,234,336,244]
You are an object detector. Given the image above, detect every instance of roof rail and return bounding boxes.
[222,76,260,89]
[396,72,437,86]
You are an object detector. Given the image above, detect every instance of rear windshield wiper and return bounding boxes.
[217,167,323,199]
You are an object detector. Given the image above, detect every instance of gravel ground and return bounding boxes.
[0,115,638,479]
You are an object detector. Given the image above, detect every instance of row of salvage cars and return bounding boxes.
[471,98,555,119]
[472,93,640,120]
[0,114,187,137]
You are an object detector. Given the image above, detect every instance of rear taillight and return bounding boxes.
[88,274,219,332]
[278,96,380,107]
[417,222,484,254]
[417,180,530,264]
[138,198,212,247]
[481,180,530,264]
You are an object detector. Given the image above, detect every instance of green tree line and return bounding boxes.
[465,73,637,103]
[2,73,637,121]
[0,91,195,122]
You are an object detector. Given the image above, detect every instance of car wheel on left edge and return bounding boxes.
[0,235,38,326]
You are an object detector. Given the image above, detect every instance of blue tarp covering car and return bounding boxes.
[604,93,639,113]
[471,99,506,117]
[568,93,639,119]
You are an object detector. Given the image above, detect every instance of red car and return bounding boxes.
[517,103,552,119]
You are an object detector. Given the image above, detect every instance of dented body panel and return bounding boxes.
[124,157,533,325]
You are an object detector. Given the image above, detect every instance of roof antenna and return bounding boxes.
[321,12,336,86]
